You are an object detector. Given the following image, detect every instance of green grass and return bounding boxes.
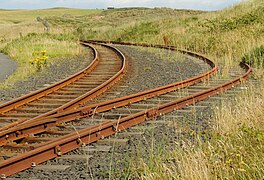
[41,1,263,69]
[52,3,262,84]
[0,8,100,88]
[0,2,263,178]
[0,8,101,24]
[0,33,84,88]
[242,45,264,68]
[0,8,101,53]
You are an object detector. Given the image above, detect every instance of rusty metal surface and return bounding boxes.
[0,42,217,146]
[0,43,98,114]
[0,43,127,132]
[0,61,252,178]
[0,41,252,178]
[20,43,127,121]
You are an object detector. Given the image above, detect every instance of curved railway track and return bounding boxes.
[0,42,127,131]
[0,42,217,146]
[0,41,252,178]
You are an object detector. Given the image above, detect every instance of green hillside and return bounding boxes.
[0,8,101,24]
[43,0,263,67]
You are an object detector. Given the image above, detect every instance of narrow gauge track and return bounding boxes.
[0,43,217,146]
[0,42,252,178]
[0,42,126,131]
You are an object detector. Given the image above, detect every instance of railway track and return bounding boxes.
[0,42,252,178]
[0,42,217,146]
[0,42,127,131]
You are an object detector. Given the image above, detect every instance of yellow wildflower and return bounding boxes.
[226,159,232,164]
[40,50,47,55]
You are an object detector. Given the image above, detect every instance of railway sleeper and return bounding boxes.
[74,78,108,83]
[57,88,89,93]
[26,103,62,108]
[10,107,54,114]
[0,116,21,122]
[58,155,93,161]
[43,95,80,99]
[52,91,85,95]
[33,165,71,171]
[2,112,40,118]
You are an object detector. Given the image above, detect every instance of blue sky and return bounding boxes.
[0,0,244,11]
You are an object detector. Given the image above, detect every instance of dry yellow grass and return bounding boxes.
[0,3,263,179]
[0,8,98,88]
[129,80,263,179]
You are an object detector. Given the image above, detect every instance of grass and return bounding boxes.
[0,8,99,88]
[0,7,204,88]
[0,8,101,24]
[0,1,263,179]
[42,1,263,69]
[0,8,101,47]
[0,33,84,88]
[126,81,263,179]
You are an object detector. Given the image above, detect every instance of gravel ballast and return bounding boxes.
[0,47,93,103]
[86,45,210,104]
[115,45,209,95]
[7,45,212,179]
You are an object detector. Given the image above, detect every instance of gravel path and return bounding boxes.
[115,45,209,95]
[0,47,93,104]
[86,45,210,104]
[0,53,17,82]
[8,45,212,179]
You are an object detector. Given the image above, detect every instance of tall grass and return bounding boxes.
[0,3,263,178]
[128,81,263,179]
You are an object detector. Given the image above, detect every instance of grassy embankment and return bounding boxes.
[0,8,100,88]
[113,1,263,179]
[46,2,263,178]
[0,1,263,178]
[45,1,263,75]
[48,1,263,179]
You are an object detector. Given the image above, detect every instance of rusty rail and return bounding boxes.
[0,43,98,114]
[24,43,127,119]
[81,40,216,67]
[0,61,252,178]
[0,42,127,132]
[0,43,217,146]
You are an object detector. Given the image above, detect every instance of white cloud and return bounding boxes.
[0,0,243,10]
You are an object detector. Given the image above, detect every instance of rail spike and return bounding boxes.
[80,109,93,117]
[146,109,159,119]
